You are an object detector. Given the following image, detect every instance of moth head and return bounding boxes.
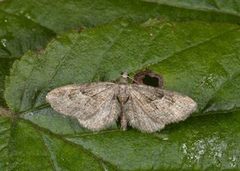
[121,71,128,78]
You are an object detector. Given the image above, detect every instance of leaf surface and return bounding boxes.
[0,117,116,170]
[1,0,240,33]
[0,10,55,106]
[3,20,240,170]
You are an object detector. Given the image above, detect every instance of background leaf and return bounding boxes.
[2,19,240,170]
[0,0,240,33]
[0,10,55,106]
[1,0,240,170]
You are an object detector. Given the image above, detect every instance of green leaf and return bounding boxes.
[1,111,240,170]
[1,0,240,33]
[3,20,240,170]
[66,111,240,170]
[0,10,55,106]
[0,117,116,170]
[1,0,240,170]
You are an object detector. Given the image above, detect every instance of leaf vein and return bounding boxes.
[140,26,240,70]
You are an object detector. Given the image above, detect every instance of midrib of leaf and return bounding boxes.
[63,129,121,138]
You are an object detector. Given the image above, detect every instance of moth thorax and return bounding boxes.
[117,85,129,104]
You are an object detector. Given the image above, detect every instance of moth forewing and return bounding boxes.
[46,83,121,131]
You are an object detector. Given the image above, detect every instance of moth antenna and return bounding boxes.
[127,75,141,84]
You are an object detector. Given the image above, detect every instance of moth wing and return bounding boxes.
[46,82,120,131]
[125,84,197,133]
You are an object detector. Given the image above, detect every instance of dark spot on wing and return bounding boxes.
[164,94,175,104]
[155,90,164,99]
[68,91,78,100]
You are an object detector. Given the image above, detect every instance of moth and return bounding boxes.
[46,72,197,133]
